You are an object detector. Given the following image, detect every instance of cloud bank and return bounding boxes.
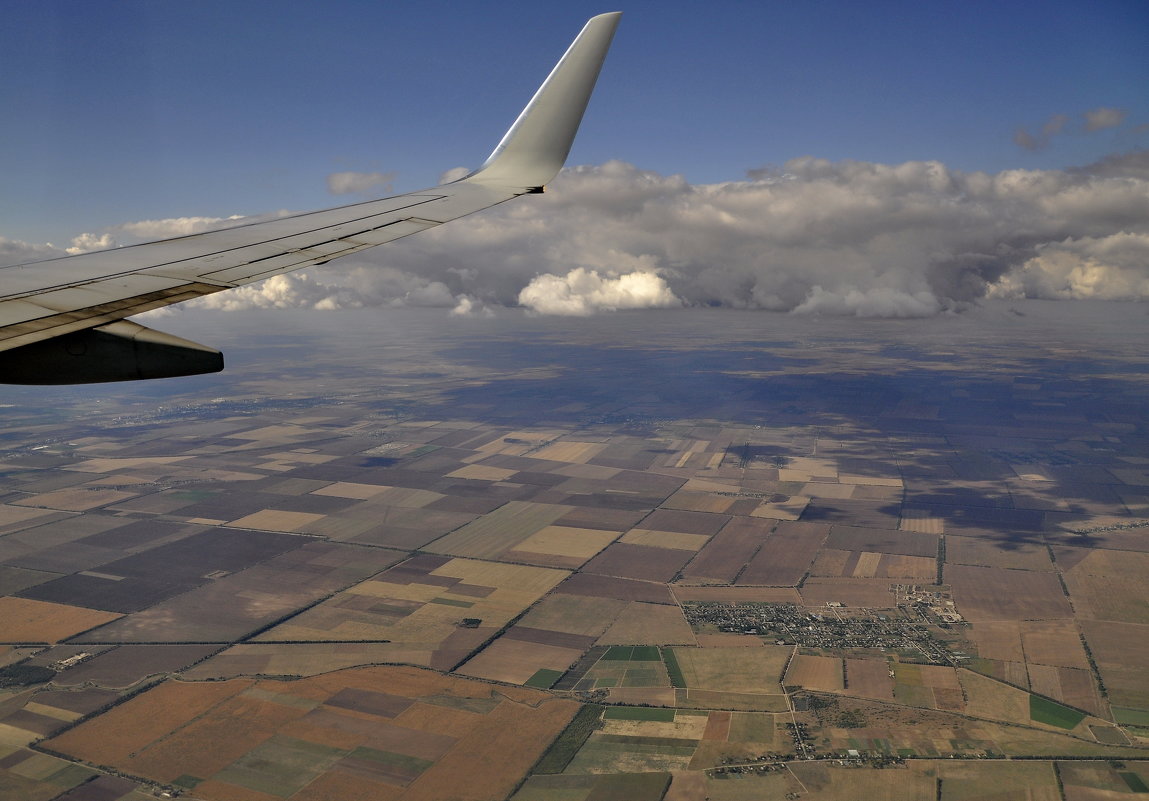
[5,151,1147,318]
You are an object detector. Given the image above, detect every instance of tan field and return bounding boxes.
[530,440,609,463]
[444,464,518,481]
[596,601,697,645]
[253,557,568,670]
[427,501,571,560]
[673,586,802,603]
[899,509,944,534]
[621,528,711,551]
[44,679,252,766]
[506,525,621,567]
[226,509,326,531]
[12,487,136,512]
[457,638,583,684]
[785,654,844,691]
[1061,549,1149,624]
[516,593,628,637]
[969,620,1025,661]
[46,665,576,801]
[0,597,121,643]
[845,657,895,700]
[1021,620,1091,668]
[673,646,790,694]
[310,481,391,499]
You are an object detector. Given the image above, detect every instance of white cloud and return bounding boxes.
[65,232,116,254]
[518,267,681,316]
[990,232,1149,301]
[0,236,64,266]
[8,150,1147,318]
[1083,107,1127,132]
[326,171,396,195]
[189,272,363,311]
[119,215,245,239]
[450,295,493,317]
[439,167,471,184]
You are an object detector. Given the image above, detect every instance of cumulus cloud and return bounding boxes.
[361,155,1148,312]
[326,171,396,195]
[56,215,253,256]
[1083,107,1127,132]
[518,268,681,316]
[178,265,480,313]
[119,215,245,239]
[450,295,493,317]
[989,231,1149,300]
[0,236,64,266]
[188,272,364,311]
[9,149,1149,316]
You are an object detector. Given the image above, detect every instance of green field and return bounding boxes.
[512,771,671,801]
[533,705,605,775]
[603,706,676,722]
[525,668,564,689]
[1029,695,1086,729]
[1115,707,1149,727]
[1121,772,1149,793]
[661,647,686,688]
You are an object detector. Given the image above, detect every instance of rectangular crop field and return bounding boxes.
[1029,695,1085,729]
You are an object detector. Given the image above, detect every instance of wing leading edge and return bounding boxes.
[0,12,621,384]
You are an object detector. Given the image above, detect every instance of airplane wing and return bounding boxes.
[0,12,621,384]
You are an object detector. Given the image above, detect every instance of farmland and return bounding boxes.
[2,304,1149,798]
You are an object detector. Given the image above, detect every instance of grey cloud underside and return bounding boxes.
[324,153,1149,315]
[11,152,1149,318]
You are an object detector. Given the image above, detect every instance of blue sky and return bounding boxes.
[3,0,1146,244]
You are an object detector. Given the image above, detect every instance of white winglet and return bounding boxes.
[466,12,622,191]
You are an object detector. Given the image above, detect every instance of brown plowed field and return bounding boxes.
[800,578,898,607]
[399,698,577,801]
[736,521,829,585]
[947,565,1073,622]
[557,573,675,604]
[596,601,697,646]
[672,586,801,604]
[45,666,576,801]
[845,658,895,700]
[824,526,939,557]
[583,542,694,583]
[641,509,731,536]
[969,621,1024,661]
[44,679,252,765]
[1021,620,1090,668]
[679,517,772,583]
[947,536,1054,571]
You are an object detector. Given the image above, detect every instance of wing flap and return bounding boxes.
[0,184,517,350]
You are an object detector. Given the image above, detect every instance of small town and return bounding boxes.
[682,601,966,665]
